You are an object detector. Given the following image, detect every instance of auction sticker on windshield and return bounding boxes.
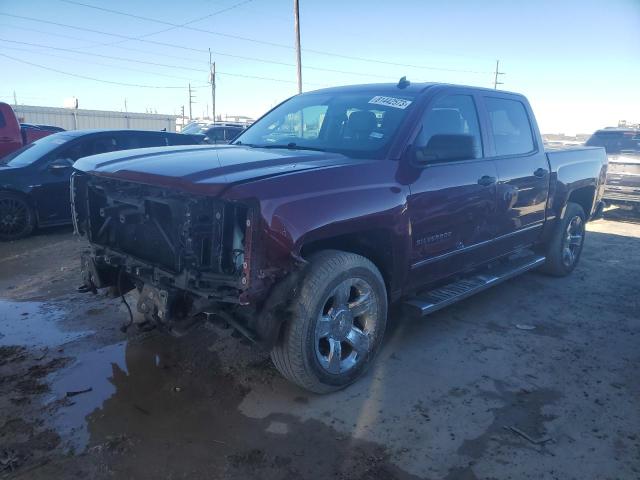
[368,96,412,109]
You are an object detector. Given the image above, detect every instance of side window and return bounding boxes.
[0,110,6,128]
[84,135,119,156]
[485,97,535,156]
[207,128,226,143]
[168,134,197,146]
[416,94,482,161]
[54,142,86,161]
[129,133,166,148]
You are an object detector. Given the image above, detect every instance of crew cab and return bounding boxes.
[72,81,607,393]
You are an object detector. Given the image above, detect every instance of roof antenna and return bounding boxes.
[397,76,410,89]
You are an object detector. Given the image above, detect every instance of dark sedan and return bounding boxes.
[0,129,200,240]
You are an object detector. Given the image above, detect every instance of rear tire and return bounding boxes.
[539,202,586,276]
[0,192,35,241]
[270,250,387,393]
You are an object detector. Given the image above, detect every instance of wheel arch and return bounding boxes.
[566,185,595,219]
[299,228,399,298]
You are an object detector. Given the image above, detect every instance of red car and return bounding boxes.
[0,102,23,159]
[0,103,63,159]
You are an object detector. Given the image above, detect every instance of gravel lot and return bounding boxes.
[0,210,638,479]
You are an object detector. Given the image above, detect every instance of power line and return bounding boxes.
[493,60,505,89]
[61,0,256,48]
[1,44,204,83]
[0,22,217,66]
[0,52,205,89]
[0,38,209,73]
[0,39,326,86]
[0,13,408,79]
[1,11,492,75]
[64,0,493,69]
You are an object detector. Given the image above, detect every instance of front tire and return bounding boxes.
[539,202,586,276]
[270,250,388,393]
[0,192,35,241]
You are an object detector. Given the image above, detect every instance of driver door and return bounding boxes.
[406,93,499,289]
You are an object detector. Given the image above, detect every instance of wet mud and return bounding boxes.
[0,211,639,479]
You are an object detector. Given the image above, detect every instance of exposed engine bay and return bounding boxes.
[71,172,260,336]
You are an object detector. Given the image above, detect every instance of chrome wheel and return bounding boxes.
[561,215,584,267]
[314,277,378,375]
[0,197,29,237]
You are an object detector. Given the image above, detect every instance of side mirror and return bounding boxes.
[49,158,73,172]
[411,134,476,166]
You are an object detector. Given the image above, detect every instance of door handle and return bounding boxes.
[534,168,547,177]
[477,175,496,186]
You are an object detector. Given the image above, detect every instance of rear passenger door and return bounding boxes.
[480,95,550,249]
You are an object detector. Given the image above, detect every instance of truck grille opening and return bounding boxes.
[79,177,247,276]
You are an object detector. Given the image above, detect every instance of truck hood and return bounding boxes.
[73,144,356,196]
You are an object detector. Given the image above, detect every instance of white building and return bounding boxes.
[14,105,178,132]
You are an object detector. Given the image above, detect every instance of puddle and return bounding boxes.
[46,342,127,449]
[39,331,418,479]
[0,299,92,348]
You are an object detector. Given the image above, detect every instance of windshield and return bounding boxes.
[233,91,418,158]
[1,133,73,167]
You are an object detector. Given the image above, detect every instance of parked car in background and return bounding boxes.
[20,123,65,144]
[0,102,64,159]
[72,81,607,393]
[586,127,640,210]
[586,127,640,154]
[0,102,23,158]
[0,129,200,240]
[201,123,246,144]
[181,122,247,144]
[180,121,211,135]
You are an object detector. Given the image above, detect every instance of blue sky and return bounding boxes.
[0,0,638,134]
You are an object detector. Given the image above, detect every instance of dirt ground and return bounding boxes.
[0,210,638,480]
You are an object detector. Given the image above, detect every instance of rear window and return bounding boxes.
[485,97,535,156]
[585,131,640,154]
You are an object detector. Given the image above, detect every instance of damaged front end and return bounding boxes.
[71,172,268,338]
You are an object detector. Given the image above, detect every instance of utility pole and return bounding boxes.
[124,98,130,129]
[180,105,185,129]
[13,90,17,107]
[493,60,505,90]
[293,0,302,93]
[209,49,216,122]
[188,83,196,120]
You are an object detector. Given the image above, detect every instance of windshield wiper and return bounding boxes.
[257,142,325,152]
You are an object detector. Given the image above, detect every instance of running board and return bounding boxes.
[404,254,546,317]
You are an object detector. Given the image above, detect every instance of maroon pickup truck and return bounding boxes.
[71,81,607,393]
